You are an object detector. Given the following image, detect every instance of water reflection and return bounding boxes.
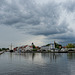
[67,53,75,60]
[0,52,75,75]
[9,52,75,63]
[15,53,63,64]
[32,53,35,60]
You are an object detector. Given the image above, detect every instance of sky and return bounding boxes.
[0,0,75,48]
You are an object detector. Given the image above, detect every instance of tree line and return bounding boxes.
[0,48,9,51]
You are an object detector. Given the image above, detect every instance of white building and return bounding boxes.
[41,43,55,51]
[24,45,33,51]
[50,43,55,49]
[16,45,33,52]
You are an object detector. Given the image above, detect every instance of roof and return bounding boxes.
[24,45,28,48]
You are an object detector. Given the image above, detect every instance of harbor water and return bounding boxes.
[0,52,75,75]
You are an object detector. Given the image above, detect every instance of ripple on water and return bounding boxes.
[0,52,75,75]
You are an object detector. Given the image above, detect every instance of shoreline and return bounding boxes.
[0,51,4,55]
[14,51,75,53]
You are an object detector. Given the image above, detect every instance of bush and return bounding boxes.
[66,43,75,48]
[32,48,37,51]
[0,49,2,51]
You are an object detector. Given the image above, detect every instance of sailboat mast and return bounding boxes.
[11,43,12,50]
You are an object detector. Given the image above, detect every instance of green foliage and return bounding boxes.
[32,49,37,51]
[0,48,9,51]
[2,48,6,50]
[46,44,50,46]
[55,42,62,49]
[33,45,36,49]
[32,43,37,51]
[32,43,36,49]
[0,48,2,51]
[55,44,59,48]
[66,43,75,48]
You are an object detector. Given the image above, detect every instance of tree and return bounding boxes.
[0,48,2,51]
[2,48,6,50]
[32,43,36,49]
[54,41,62,49]
[46,44,50,46]
[32,43,37,51]
[66,43,74,48]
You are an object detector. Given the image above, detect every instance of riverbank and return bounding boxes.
[14,50,75,53]
[0,51,4,55]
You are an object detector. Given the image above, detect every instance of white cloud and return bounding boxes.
[0,0,75,47]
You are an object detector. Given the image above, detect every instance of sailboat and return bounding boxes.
[9,43,13,52]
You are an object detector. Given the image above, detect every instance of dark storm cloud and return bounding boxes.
[0,0,69,35]
[47,31,75,45]
[0,0,75,44]
[63,0,75,12]
[0,0,38,25]
[49,32,74,40]
[28,20,71,36]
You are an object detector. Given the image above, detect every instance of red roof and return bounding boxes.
[24,45,28,48]
[29,46,33,48]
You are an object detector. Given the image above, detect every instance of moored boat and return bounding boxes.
[9,50,14,52]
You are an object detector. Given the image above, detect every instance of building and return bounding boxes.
[41,43,55,51]
[14,45,33,52]
[24,45,33,51]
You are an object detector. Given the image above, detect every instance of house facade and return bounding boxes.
[41,43,55,51]
[14,45,33,52]
[24,45,33,51]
